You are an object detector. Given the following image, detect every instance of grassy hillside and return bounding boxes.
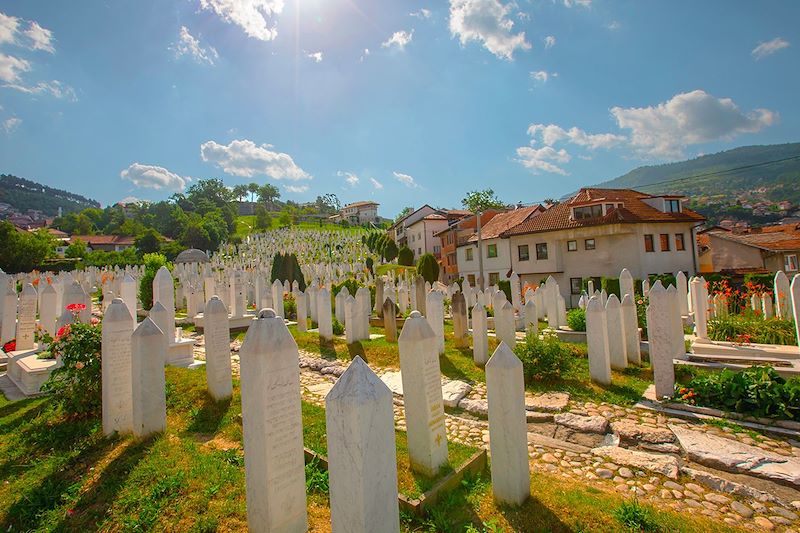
[0,174,100,216]
[234,215,367,236]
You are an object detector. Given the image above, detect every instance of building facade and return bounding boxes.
[698,225,800,274]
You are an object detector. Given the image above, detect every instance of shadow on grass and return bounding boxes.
[346,341,366,363]
[439,348,475,383]
[317,337,339,360]
[187,393,231,434]
[0,395,45,419]
[0,399,49,435]
[497,497,574,533]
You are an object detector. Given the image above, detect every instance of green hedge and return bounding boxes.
[34,258,79,273]
[498,280,512,302]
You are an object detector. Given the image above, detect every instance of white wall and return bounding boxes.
[456,237,512,285]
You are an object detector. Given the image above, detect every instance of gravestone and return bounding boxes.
[775,271,791,319]
[271,279,283,315]
[355,287,371,340]
[131,317,167,437]
[586,296,611,385]
[326,357,400,533]
[204,296,233,401]
[509,272,522,312]
[1,283,16,343]
[523,299,537,334]
[398,311,448,476]
[690,277,708,340]
[39,283,58,336]
[335,286,349,325]
[414,276,426,315]
[452,291,468,348]
[425,290,445,354]
[231,271,246,318]
[294,289,307,332]
[239,309,308,532]
[676,271,689,316]
[647,282,676,398]
[317,287,333,340]
[102,298,134,435]
[621,294,641,365]
[619,268,634,299]
[667,285,685,358]
[472,302,489,366]
[16,283,37,351]
[762,293,774,319]
[149,301,171,345]
[486,343,530,505]
[375,278,384,318]
[344,294,358,344]
[495,300,516,348]
[605,294,627,370]
[153,267,175,343]
[383,297,397,342]
[792,275,800,352]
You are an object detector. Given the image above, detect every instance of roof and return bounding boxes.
[388,204,435,229]
[70,235,136,246]
[422,213,447,221]
[503,188,704,237]
[704,225,800,252]
[343,201,379,209]
[174,248,210,263]
[466,205,544,242]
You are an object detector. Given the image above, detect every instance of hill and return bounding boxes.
[595,143,800,225]
[0,174,100,217]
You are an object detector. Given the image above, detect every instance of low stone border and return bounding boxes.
[661,401,800,432]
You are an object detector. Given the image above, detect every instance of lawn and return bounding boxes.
[234,215,368,236]
[0,367,740,533]
[290,323,653,406]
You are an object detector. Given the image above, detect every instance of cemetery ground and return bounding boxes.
[1,366,745,533]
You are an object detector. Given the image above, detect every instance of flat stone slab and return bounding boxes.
[307,382,335,397]
[0,373,27,401]
[441,380,472,408]
[611,419,676,444]
[591,445,680,479]
[671,425,800,487]
[379,371,404,396]
[526,392,570,412]
[554,412,609,434]
[458,398,488,417]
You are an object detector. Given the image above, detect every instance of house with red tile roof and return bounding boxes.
[435,210,503,284]
[69,235,136,252]
[698,224,800,274]
[461,188,705,306]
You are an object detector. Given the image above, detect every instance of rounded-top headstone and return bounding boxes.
[606,294,620,309]
[586,296,603,313]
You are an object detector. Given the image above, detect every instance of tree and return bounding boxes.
[461,189,505,212]
[416,253,439,284]
[320,193,341,213]
[0,222,54,272]
[382,238,398,262]
[394,206,414,222]
[397,246,414,266]
[138,253,169,310]
[232,184,249,202]
[257,183,280,205]
[278,211,292,228]
[134,228,162,254]
[64,239,88,259]
[181,222,212,251]
[254,204,272,230]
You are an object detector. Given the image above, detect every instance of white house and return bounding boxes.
[406,213,449,260]
[337,201,379,225]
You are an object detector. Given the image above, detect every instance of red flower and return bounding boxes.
[66,303,86,312]
[57,325,71,338]
[3,340,16,352]
[90,317,100,325]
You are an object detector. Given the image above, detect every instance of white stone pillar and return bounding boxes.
[398,311,448,476]
[472,302,489,366]
[344,294,357,344]
[621,294,641,365]
[619,268,634,300]
[690,277,708,340]
[647,282,676,399]
[775,271,791,319]
[605,294,627,370]
[425,290,445,354]
[676,271,689,316]
[294,289,307,332]
[317,287,333,340]
[204,296,232,401]
[0,284,16,344]
[791,274,800,353]
[523,299,537,335]
[326,357,400,533]
[102,298,134,435]
[496,300,516,348]
[153,267,175,342]
[485,343,530,506]
[131,317,167,437]
[585,296,611,385]
[39,283,58,337]
[239,308,308,532]
[16,283,37,351]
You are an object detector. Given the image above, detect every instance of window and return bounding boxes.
[467,274,476,286]
[536,243,548,260]
[660,234,670,251]
[465,248,473,261]
[487,243,497,258]
[605,203,615,212]
[433,245,441,254]
[584,238,596,250]
[786,254,799,272]
[489,272,500,285]
[644,234,654,252]
[567,240,577,252]
[518,245,530,261]
[666,199,682,213]
[675,233,685,251]
[570,278,582,295]
[573,204,604,219]
[418,248,422,255]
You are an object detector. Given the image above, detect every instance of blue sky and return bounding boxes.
[0,1,797,216]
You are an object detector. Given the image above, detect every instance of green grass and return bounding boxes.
[291,323,652,406]
[235,215,367,236]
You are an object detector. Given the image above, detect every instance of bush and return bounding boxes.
[139,253,170,310]
[397,246,414,266]
[601,277,621,298]
[332,317,344,336]
[416,253,439,284]
[514,331,573,381]
[40,321,103,417]
[283,293,297,320]
[498,280,511,302]
[566,308,586,332]
[708,313,797,345]
[675,366,800,420]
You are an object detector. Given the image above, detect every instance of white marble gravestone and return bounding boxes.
[425,290,445,354]
[605,294,627,370]
[472,302,489,366]
[317,287,333,340]
[16,283,37,351]
[102,298,134,435]
[585,296,611,385]
[204,296,233,401]
[647,282,676,399]
[495,300,516,348]
[131,317,167,437]
[39,283,58,337]
[620,294,641,365]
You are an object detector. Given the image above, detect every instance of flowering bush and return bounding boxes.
[566,308,586,332]
[40,321,102,417]
[514,331,573,381]
[708,313,796,346]
[283,293,297,320]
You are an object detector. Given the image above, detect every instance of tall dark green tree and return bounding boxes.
[416,253,439,284]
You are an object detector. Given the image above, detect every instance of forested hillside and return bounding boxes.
[0,174,100,215]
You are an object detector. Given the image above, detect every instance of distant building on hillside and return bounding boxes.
[698,224,800,274]
[331,201,380,225]
[69,235,136,253]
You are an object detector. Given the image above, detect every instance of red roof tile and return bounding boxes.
[466,205,544,242]
[705,225,800,252]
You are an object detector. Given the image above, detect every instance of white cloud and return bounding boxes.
[359,48,370,62]
[0,53,30,83]
[527,123,624,149]
[544,35,556,49]
[449,0,530,60]
[23,21,54,53]
[174,26,218,65]
[338,170,359,187]
[284,184,309,193]
[120,163,191,192]
[610,89,777,158]
[563,0,591,7]
[307,51,323,62]
[2,117,21,133]
[410,8,431,19]
[200,139,311,180]
[0,12,20,45]
[200,0,284,41]
[751,37,789,60]
[393,171,419,188]
[4,80,77,101]
[515,146,570,175]
[530,70,550,83]
[370,177,383,190]
[606,20,621,31]
[382,30,413,50]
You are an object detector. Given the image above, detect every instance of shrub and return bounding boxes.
[332,317,344,336]
[708,313,796,346]
[514,331,573,381]
[675,366,800,420]
[139,252,169,310]
[497,280,511,302]
[416,253,439,284]
[397,246,414,266]
[601,277,621,298]
[283,293,297,320]
[566,308,586,332]
[332,278,361,300]
[613,499,658,532]
[40,321,103,417]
